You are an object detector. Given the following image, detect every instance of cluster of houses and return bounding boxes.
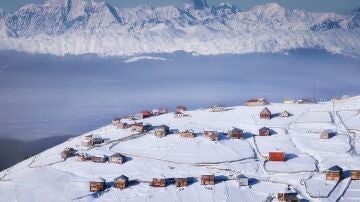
[60,147,127,164]
[70,98,358,200]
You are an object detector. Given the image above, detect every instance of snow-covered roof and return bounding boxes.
[327,165,343,172]
[179,129,194,133]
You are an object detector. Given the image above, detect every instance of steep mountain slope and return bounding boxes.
[0,96,359,201]
[0,0,359,57]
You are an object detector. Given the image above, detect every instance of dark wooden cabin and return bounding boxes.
[151,178,166,187]
[154,125,170,138]
[351,170,360,180]
[326,165,343,181]
[321,129,336,139]
[277,187,299,202]
[227,128,244,139]
[245,98,267,106]
[179,129,195,138]
[260,107,272,120]
[259,127,270,136]
[60,147,76,159]
[201,175,215,185]
[114,175,129,189]
[132,122,151,133]
[175,178,188,187]
[204,130,218,141]
[91,155,108,163]
[90,178,106,192]
[176,106,187,113]
[109,153,126,164]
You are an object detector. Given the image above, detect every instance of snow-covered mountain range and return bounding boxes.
[0,0,359,57]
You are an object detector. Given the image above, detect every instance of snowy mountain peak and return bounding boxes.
[0,1,359,57]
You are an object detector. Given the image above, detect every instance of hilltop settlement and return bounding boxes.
[1,96,360,201]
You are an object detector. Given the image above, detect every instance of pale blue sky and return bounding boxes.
[0,0,359,14]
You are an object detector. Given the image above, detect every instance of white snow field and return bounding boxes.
[0,96,360,201]
[0,1,360,57]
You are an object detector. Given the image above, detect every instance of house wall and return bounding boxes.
[351,171,360,180]
[326,172,341,181]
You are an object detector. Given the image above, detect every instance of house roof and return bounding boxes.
[179,129,194,133]
[236,174,248,179]
[246,98,265,103]
[176,106,187,109]
[111,153,125,158]
[114,175,129,181]
[230,127,243,132]
[260,107,271,114]
[204,129,217,133]
[327,165,343,172]
[322,129,336,134]
[91,177,106,182]
[140,110,151,115]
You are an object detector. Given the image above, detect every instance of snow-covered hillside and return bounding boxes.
[0,0,360,57]
[1,96,360,201]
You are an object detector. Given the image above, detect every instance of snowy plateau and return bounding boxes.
[1,96,360,201]
[0,0,360,57]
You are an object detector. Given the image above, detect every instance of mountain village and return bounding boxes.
[1,96,359,201]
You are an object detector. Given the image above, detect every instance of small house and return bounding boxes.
[82,139,92,147]
[60,147,76,159]
[245,98,268,106]
[135,110,152,120]
[109,153,126,164]
[236,174,249,187]
[326,165,343,181]
[351,170,360,180]
[296,99,313,104]
[114,175,129,189]
[92,135,103,145]
[132,122,151,133]
[91,154,108,163]
[179,129,195,138]
[277,187,299,202]
[201,175,215,185]
[281,111,290,118]
[321,129,336,139]
[176,106,187,113]
[151,178,166,187]
[269,151,285,162]
[90,178,106,192]
[77,153,91,161]
[259,127,270,136]
[174,178,188,187]
[83,135,103,146]
[152,108,168,116]
[204,130,218,141]
[210,105,226,112]
[227,128,244,139]
[112,117,122,126]
[260,107,272,120]
[283,98,295,104]
[154,125,170,138]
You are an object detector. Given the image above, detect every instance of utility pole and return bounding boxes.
[312,83,316,103]
[332,100,335,124]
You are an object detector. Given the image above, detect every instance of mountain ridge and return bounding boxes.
[0,1,359,57]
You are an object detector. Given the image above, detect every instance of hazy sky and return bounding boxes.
[0,0,359,14]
